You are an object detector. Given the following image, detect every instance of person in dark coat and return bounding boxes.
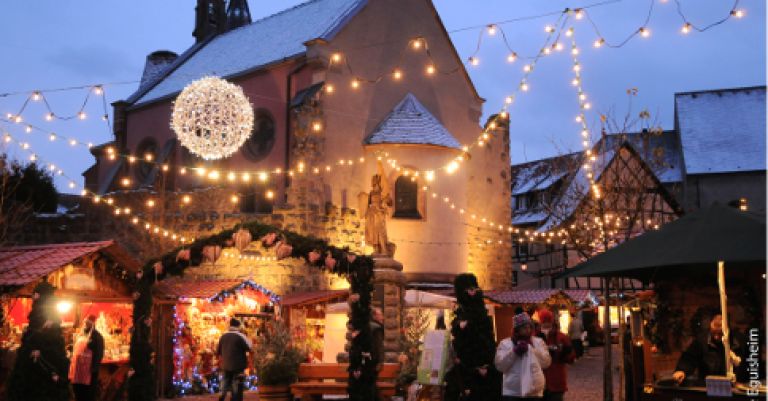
[673,314,742,385]
[217,318,252,401]
[367,307,385,400]
[72,315,105,401]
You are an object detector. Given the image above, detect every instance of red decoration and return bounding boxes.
[202,245,222,264]
[324,253,337,270]
[308,250,321,264]
[232,228,252,252]
[261,232,278,247]
[275,241,293,260]
[176,249,191,261]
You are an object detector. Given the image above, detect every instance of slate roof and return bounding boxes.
[364,93,462,149]
[132,0,367,106]
[0,241,122,288]
[603,131,683,184]
[675,86,766,175]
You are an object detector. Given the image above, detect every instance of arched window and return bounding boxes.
[241,109,276,162]
[393,176,421,219]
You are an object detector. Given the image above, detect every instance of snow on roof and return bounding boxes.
[133,0,367,106]
[604,131,683,184]
[675,86,766,175]
[511,153,580,195]
[512,210,549,226]
[364,93,462,149]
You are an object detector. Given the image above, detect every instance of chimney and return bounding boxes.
[140,50,178,88]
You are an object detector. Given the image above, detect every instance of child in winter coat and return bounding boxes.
[495,312,552,400]
[537,309,575,401]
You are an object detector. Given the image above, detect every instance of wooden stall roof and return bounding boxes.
[484,289,595,306]
[0,240,139,288]
[280,290,348,307]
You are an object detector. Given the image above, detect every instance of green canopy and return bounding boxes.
[559,204,766,281]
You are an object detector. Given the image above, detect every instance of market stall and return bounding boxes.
[561,204,767,400]
[280,290,348,363]
[484,289,596,342]
[154,277,280,396]
[0,241,140,401]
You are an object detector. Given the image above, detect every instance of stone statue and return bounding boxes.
[362,172,393,257]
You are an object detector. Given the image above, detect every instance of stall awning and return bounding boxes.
[0,240,139,289]
[484,289,595,306]
[154,278,244,300]
[280,290,348,307]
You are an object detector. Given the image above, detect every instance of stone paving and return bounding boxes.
[565,345,622,401]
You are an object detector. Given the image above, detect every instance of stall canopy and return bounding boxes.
[405,289,455,309]
[280,289,348,307]
[559,204,766,281]
[484,289,594,306]
[0,240,140,294]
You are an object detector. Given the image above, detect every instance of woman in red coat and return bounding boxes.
[536,309,575,401]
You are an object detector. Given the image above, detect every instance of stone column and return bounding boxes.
[372,257,405,363]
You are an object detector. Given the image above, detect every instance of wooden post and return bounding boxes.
[717,261,733,380]
[603,277,614,401]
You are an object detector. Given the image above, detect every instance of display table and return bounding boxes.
[640,380,766,400]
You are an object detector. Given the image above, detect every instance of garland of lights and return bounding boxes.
[171,76,254,161]
[128,220,375,401]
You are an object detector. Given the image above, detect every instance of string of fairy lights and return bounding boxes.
[0,2,750,251]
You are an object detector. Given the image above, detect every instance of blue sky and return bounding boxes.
[0,0,764,193]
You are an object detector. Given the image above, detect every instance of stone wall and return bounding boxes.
[10,187,364,265]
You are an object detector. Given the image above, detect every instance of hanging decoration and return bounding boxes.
[171,76,254,160]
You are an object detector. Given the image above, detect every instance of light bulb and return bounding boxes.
[266,190,275,200]
[392,69,403,80]
[575,9,584,19]
[566,28,574,37]
[545,25,555,33]
[593,38,605,48]
[69,139,77,146]
[731,9,745,18]
[507,52,517,63]
[31,91,41,101]
[681,23,692,34]
[468,56,479,66]
[93,86,103,95]
[49,133,56,141]
[182,195,191,204]
[25,125,32,133]
[351,79,360,89]
[639,27,650,38]
[487,24,497,36]
[523,64,532,73]
[426,65,436,75]
[330,53,342,63]
[78,111,87,120]
[520,82,529,91]
[325,84,334,94]
[411,38,423,49]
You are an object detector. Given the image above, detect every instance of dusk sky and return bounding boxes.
[0,0,764,193]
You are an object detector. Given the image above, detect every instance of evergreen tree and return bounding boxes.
[445,273,501,401]
[7,281,70,401]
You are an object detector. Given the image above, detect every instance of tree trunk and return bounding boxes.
[603,277,614,401]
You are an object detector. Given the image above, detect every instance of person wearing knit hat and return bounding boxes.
[536,309,575,401]
[495,312,551,399]
[217,317,253,401]
[70,314,104,401]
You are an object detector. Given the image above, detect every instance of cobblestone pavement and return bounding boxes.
[565,345,622,401]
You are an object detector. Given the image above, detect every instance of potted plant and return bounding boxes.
[253,319,306,400]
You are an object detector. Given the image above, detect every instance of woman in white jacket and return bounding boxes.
[495,312,552,400]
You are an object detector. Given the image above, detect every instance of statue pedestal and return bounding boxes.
[372,256,405,363]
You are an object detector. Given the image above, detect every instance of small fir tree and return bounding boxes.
[7,281,70,401]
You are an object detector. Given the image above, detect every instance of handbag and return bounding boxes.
[520,339,546,397]
[69,330,94,385]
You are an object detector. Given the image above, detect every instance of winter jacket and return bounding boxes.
[539,330,575,392]
[494,336,551,398]
[216,327,252,372]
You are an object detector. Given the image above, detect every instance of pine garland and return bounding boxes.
[127,220,375,400]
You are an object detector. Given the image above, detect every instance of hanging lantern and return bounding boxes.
[202,245,222,264]
[171,76,254,160]
[232,228,252,252]
[274,241,293,260]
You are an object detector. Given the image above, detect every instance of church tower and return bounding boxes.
[226,0,252,31]
[193,0,226,43]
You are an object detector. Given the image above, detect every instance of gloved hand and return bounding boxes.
[514,341,529,356]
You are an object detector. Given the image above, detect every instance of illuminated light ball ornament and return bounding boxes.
[171,76,254,160]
